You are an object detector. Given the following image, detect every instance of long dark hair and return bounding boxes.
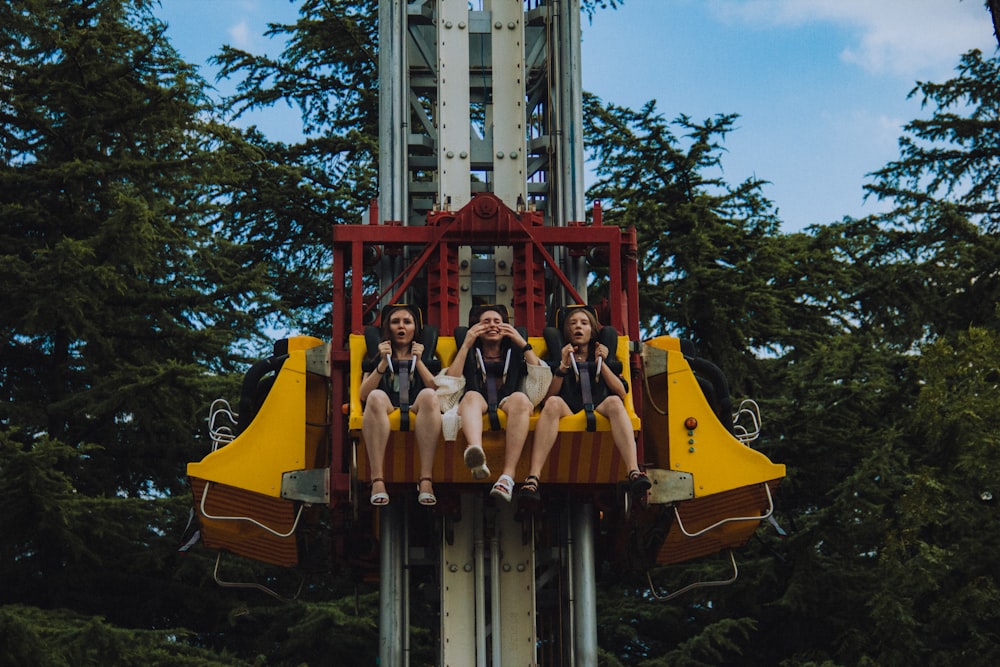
[380,304,423,343]
[467,303,509,327]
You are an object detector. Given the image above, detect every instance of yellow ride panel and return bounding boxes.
[187,337,327,498]
[641,337,785,499]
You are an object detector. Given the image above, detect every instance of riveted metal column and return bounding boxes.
[441,493,480,666]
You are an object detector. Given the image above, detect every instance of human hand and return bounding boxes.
[561,344,574,366]
[464,323,484,347]
[499,323,524,346]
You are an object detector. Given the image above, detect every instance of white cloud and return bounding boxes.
[222,0,275,52]
[709,0,995,78]
[228,19,253,50]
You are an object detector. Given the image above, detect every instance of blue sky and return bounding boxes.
[158,0,997,232]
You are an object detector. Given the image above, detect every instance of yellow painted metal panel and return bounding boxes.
[656,347,785,498]
[187,351,310,498]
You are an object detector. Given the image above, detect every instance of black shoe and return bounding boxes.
[517,475,541,502]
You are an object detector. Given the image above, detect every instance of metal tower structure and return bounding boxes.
[376,2,593,663]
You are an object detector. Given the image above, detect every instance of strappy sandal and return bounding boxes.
[628,469,652,496]
[517,475,541,502]
[417,477,437,506]
[490,474,514,503]
[370,477,389,506]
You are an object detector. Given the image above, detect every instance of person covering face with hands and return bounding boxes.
[446,305,543,502]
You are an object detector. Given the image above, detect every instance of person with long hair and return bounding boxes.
[447,305,544,502]
[519,306,650,502]
[360,305,442,506]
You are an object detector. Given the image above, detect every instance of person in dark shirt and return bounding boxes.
[446,305,543,502]
[360,305,441,506]
[520,306,650,502]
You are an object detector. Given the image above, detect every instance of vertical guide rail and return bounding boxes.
[491,0,528,208]
[572,503,598,665]
[551,0,588,297]
[437,0,472,210]
[379,503,406,667]
[378,0,407,228]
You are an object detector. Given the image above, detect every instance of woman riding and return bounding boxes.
[520,306,650,502]
[359,304,442,506]
[446,305,544,502]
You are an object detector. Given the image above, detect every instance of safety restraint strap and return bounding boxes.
[578,363,597,432]
[485,369,502,431]
[397,360,411,432]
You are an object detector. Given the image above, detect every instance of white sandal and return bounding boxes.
[370,478,389,506]
[490,474,514,503]
[417,477,437,506]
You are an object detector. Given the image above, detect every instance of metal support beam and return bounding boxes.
[379,0,408,224]
[379,503,406,667]
[441,494,479,666]
[498,504,537,666]
[490,0,528,209]
[437,0,472,209]
[571,503,598,666]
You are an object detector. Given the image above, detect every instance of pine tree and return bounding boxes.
[582,96,844,394]
[0,1,295,660]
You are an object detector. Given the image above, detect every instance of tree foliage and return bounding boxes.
[582,97,846,392]
[589,46,1000,667]
[2,0,1000,665]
